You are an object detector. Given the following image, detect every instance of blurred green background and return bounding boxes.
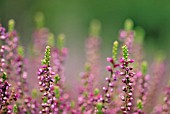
[0,0,170,53]
[0,0,169,86]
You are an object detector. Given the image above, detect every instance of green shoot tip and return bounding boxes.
[8,19,15,32]
[35,12,44,29]
[89,19,101,37]
[124,18,134,31]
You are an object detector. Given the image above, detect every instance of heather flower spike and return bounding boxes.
[8,19,15,32]
[122,45,128,61]
[141,61,148,75]
[89,19,101,37]
[112,41,118,62]
[1,17,170,114]
[57,34,65,50]
[124,18,134,31]
[35,12,44,29]
[120,45,134,113]
[41,46,51,66]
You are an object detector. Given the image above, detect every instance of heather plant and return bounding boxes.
[0,16,169,114]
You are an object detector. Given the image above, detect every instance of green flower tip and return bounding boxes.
[96,102,103,110]
[96,103,104,114]
[47,33,55,47]
[54,86,60,99]
[83,91,88,97]
[94,88,99,96]
[13,104,18,113]
[112,41,119,61]
[2,72,7,81]
[137,99,143,109]
[17,46,24,57]
[43,97,48,103]
[54,74,60,84]
[35,12,44,29]
[89,19,101,37]
[155,51,166,63]
[134,26,145,44]
[57,34,65,50]
[81,106,85,112]
[85,63,91,72]
[31,89,37,98]
[42,46,51,66]
[141,61,147,75]
[70,101,75,109]
[8,19,15,32]
[124,18,134,31]
[122,45,128,61]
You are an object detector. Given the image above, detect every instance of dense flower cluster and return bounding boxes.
[120,45,135,114]
[0,17,169,114]
[38,46,57,114]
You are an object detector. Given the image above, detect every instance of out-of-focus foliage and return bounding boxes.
[0,0,169,56]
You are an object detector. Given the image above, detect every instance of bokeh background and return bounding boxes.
[0,0,169,88]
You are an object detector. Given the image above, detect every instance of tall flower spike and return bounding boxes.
[57,34,65,51]
[89,19,101,37]
[112,41,118,62]
[120,45,135,114]
[41,46,51,66]
[122,45,128,61]
[38,46,58,113]
[8,19,15,32]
